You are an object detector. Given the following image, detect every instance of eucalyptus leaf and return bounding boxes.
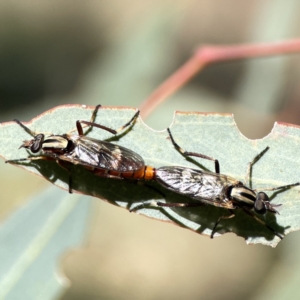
[1,104,300,247]
[0,187,92,299]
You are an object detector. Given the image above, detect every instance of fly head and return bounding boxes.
[20,134,45,154]
[254,192,280,215]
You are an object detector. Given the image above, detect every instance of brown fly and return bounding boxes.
[6,105,154,192]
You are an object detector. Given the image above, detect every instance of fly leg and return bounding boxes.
[242,208,284,239]
[128,182,166,211]
[246,146,299,197]
[76,105,140,136]
[211,210,235,238]
[167,128,220,173]
[245,147,269,188]
[254,182,300,192]
[6,155,54,164]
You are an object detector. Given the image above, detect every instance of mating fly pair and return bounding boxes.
[6,105,299,239]
[6,105,155,192]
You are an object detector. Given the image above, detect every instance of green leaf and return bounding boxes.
[0,187,93,299]
[1,104,300,247]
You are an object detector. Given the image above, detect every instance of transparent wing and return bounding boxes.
[61,135,145,172]
[156,166,238,209]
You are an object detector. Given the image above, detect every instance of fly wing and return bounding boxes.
[63,136,145,172]
[156,166,236,209]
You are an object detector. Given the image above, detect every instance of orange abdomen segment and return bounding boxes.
[143,166,155,180]
[124,166,156,180]
[85,165,156,180]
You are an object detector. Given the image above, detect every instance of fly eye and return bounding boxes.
[257,192,269,202]
[31,134,44,153]
[254,192,268,214]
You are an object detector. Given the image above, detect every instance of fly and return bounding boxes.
[6,105,154,192]
[132,128,299,239]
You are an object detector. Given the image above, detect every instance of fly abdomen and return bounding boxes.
[118,165,156,180]
[91,165,156,180]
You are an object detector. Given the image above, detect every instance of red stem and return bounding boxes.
[139,39,300,118]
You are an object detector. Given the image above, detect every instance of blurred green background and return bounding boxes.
[1,0,300,299]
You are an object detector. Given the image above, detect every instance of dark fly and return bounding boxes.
[6,105,154,192]
[132,128,299,239]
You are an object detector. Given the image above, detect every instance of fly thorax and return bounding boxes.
[42,135,70,154]
[230,186,256,206]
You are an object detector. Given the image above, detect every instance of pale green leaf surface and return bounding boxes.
[0,187,92,300]
[1,104,300,247]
